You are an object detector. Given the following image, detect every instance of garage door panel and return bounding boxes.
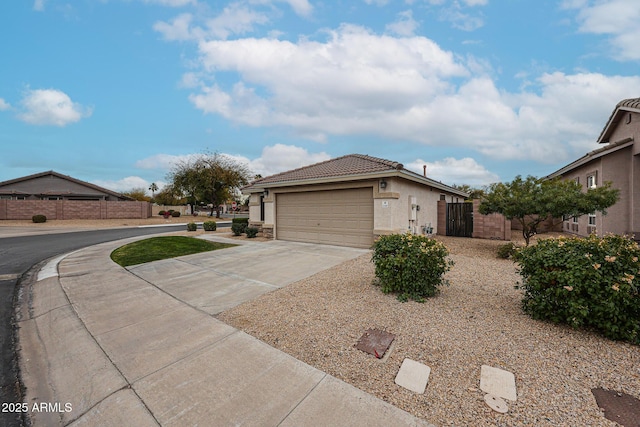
[276,188,373,248]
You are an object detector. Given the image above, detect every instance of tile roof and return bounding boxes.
[598,97,640,143]
[244,153,469,197]
[250,154,404,185]
[0,170,132,200]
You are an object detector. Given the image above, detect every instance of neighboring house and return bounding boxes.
[546,97,640,238]
[0,170,132,201]
[242,154,468,248]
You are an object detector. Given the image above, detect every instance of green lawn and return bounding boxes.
[110,236,236,267]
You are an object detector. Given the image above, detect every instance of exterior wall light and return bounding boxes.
[380,180,387,189]
[263,189,269,197]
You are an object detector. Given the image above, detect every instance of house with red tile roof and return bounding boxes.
[242,154,468,248]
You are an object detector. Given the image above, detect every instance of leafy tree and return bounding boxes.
[452,184,486,200]
[167,152,252,218]
[122,187,151,202]
[479,175,619,246]
[153,185,184,206]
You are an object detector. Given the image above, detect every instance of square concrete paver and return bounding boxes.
[395,358,431,394]
[133,331,325,427]
[480,365,517,401]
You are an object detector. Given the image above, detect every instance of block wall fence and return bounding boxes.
[0,200,152,220]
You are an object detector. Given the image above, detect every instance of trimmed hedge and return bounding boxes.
[203,221,217,231]
[371,233,453,302]
[186,222,197,231]
[231,218,248,234]
[245,226,259,238]
[515,233,640,344]
[32,214,47,223]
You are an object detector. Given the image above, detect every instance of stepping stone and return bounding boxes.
[394,358,431,394]
[480,365,517,401]
[355,329,395,359]
[484,394,509,413]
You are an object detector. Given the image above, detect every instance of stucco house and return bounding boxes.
[0,170,132,201]
[0,170,153,220]
[242,154,468,248]
[546,97,640,237]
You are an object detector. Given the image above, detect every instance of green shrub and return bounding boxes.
[158,210,166,216]
[232,217,248,233]
[497,242,518,259]
[186,222,197,231]
[171,211,181,217]
[231,223,244,236]
[245,226,259,238]
[203,221,217,231]
[371,233,453,302]
[515,233,640,344]
[32,214,47,223]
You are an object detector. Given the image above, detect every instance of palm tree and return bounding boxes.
[148,182,158,200]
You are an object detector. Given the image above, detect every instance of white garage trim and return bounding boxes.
[276,188,374,248]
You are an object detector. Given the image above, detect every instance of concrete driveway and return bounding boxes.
[127,236,369,315]
[18,235,434,426]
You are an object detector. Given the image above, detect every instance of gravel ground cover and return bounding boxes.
[218,235,640,427]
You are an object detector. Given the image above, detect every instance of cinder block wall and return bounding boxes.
[0,200,151,220]
[472,200,511,240]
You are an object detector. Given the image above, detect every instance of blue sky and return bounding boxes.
[1,0,640,192]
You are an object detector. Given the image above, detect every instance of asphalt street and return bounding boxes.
[0,225,204,427]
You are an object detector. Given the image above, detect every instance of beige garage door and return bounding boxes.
[276,187,374,248]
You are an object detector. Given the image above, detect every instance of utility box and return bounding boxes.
[409,196,417,221]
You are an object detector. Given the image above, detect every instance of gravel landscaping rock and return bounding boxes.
[218,235,640,427]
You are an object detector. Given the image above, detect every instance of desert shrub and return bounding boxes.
[186,222,197,231]
[245,226,259,238]
[158,210,166,216]
[231,223,244,236]
[171,211,181,217]
[497,242,518,259]
[203,221,217,231]
[32,214,47,223]
[515,234,640,344]
[231,217,248,233]
[371,233,453,302]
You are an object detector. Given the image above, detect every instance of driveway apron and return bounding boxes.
[17,236,434,426]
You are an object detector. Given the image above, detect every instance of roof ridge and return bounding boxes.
[249,153,401,186]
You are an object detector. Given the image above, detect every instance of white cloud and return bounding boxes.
[135,153,199,169]
[17,88,92,126]
[279,0,313,17]
[177,22,640,164]
[386,10,419,36]
[568,0,640,61]
[135,144,329,178]
[92,176,153,193]
[407,157,499,186]
[141,0,196,7]
[33,0,46,11]
[246,144,331,176]
[0,98,10,111]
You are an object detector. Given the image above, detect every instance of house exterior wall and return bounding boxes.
[0,174,122,200]
[0,200,151,220]
[374,177,451,235]
[558,146,631,237]
[247,177,463,240]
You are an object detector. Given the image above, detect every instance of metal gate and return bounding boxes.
[446,203,473,237]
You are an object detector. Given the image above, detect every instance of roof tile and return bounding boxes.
[250,154,403,185]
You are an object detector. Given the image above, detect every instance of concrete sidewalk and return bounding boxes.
[16,236,434,426]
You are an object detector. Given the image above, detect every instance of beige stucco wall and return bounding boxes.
[373,177,453,235]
